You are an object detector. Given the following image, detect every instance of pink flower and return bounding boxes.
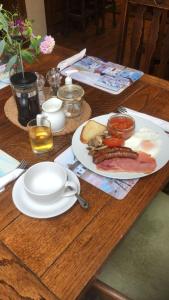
[40,35,55,54]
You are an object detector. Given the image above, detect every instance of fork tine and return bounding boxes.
[17,160,24,168]
[21,161,29,169]
[117,106,127,114]
[18,160,28,169]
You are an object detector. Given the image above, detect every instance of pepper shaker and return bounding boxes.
[46,67,62,97]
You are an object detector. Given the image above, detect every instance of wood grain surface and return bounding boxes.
[0,46,169,300]
[0,241,58,299]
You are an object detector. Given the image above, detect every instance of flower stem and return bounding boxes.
[18,43,24,78]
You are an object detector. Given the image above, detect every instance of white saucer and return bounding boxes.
[12,168,80,218]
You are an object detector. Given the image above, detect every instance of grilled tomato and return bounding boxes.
[103,136,124,147]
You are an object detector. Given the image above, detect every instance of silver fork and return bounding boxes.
[0,160,29,192]
[17,160,29,170]
[116,106,128,114]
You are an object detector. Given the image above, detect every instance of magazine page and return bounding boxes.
[0,150,19,177]
[61,55,144,95]
[57,48,86,71]
[0,64,10,90]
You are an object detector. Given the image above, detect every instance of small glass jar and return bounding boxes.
[10,72,40,126]
[107,114,135,140]
[57,83,84,117]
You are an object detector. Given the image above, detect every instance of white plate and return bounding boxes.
[12,168,80,218]
[72,114,169,179]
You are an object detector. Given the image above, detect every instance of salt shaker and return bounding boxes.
[46,67,62,97]
[35,72,46,107]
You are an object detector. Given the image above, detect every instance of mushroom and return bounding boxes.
[88,135,103,147]
[87,144,108,156]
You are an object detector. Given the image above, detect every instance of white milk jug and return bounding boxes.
[41,97,65,132]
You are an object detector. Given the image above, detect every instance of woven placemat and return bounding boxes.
[4,94,92,136]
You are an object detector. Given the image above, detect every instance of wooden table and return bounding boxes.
[0,46,169,300]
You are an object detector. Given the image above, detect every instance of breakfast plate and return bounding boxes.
[12,168,80,218]
[72,114,169,179]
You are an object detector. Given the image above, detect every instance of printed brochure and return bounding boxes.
[61,54,144,95]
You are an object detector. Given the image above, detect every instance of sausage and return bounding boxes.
[93,146,133,159]
[93,151,138,164]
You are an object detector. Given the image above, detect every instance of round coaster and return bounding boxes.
[4,95,92,136]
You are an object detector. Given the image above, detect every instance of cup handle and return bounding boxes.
[36,114,48,126]
[64,181,77,197]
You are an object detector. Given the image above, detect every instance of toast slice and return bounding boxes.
[80,120,106,144]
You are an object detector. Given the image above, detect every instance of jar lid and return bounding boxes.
[10,72,37,87]
[57,84,84,102]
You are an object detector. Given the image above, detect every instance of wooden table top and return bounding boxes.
[0,46,169,300]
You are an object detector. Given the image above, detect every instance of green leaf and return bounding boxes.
[0,11,8,32]
[30,36,41,48]
[5,54,17,72]
[30,36,41,55]
[6,33,12,44]
[0,39,5,55]
[21,49,34,64]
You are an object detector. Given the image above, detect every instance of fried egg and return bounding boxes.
[125,127,161,157]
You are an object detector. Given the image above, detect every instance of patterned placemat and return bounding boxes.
[4,90,92,136]
[54,147,138,200]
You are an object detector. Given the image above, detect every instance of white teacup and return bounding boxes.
[23,162,77,205]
